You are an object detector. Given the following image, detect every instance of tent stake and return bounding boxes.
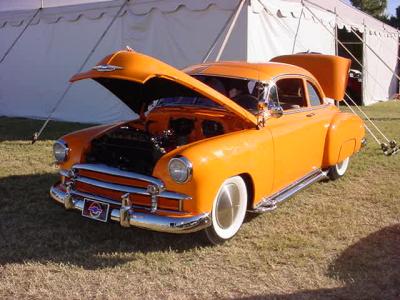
[32,0,130,144]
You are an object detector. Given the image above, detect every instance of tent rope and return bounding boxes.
[202,1,242,63]
[345,92,390,142]
[32,0,130,144]
[303,3,388,94]
[335,15,400,82]
[0,8,41,64]
[256,0,308,51]
[292,4,304,54]
[215,0,246,62]
[258,0,397,155]
[342,98,381,145]
[302,2,398,155]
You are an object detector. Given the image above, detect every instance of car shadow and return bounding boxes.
[0,173,210,270]
[233,224,400,299]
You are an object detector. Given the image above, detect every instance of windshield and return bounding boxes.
[154,75,263,115]
[156,96,223,109]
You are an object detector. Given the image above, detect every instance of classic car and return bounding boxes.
[50,49,365,244]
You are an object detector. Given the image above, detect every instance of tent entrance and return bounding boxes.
[337,28,364,105]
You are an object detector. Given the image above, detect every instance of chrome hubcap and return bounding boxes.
[216,183,240,229]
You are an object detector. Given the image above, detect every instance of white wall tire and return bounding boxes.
[328,157,350,180]
[204,176,247,245]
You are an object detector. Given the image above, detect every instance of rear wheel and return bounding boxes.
[328,157,350,180]
[204,176,247,245]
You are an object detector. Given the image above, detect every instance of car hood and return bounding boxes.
[70,50,257,126]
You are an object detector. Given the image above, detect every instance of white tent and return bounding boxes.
[0,0,398,123]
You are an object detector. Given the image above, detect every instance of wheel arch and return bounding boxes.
[239,173,255,210]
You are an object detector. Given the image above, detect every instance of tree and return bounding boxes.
[387,6,400,29]
[350,0,387,17]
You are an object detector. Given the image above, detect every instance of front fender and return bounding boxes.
[153,128,274,214]
[322,112,365,168]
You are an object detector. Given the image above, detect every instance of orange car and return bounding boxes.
[50,50,365,244]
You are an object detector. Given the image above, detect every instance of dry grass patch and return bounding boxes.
[0,102,399,299]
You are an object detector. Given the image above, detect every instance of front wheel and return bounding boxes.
[328,157,350,180]
[204,176,247,245]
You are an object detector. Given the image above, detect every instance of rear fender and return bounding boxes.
[323,112,365,168]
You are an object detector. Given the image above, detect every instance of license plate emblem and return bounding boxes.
[82,198,110,222]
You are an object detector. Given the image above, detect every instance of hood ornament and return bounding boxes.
[92,65,124,72]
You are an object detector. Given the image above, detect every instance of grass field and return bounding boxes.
[0,102,399,299]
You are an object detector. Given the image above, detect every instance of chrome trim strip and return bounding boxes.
[50,184,210,234]
[74,176,190,201]
[70,189,186,215]
[76,176,148,195]
[253,169,328,213]
[59,169,69,177]
[282,104,330,115]
[73,163,164,187]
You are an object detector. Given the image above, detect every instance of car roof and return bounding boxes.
[183,61,317,82]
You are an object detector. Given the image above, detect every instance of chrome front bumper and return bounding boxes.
[50,183,211,234]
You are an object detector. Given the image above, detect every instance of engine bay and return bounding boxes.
[85,107,247,175]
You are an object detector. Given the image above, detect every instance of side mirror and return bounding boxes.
[270,105,283,118]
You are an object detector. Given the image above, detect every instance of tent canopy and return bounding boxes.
[0,0,398,123]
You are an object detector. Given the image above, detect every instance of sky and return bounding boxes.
[344,0,399,17]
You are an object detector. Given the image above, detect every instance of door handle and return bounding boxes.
[306,113,315,117]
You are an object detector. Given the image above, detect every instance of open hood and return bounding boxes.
[70,50,257,126]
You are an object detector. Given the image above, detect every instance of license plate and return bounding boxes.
[82,198,110,223]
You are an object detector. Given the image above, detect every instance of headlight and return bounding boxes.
[53,140,69,163]
[168,157,192,183]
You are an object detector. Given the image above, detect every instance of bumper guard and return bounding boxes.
[50,183,211,234]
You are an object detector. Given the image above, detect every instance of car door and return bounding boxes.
[303,79,337,167]
[265,76,325,194]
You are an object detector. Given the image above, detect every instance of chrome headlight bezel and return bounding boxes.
[168,157,192,184]
[53,140,69,163]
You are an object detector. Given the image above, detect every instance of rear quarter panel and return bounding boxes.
[322,112,365,168]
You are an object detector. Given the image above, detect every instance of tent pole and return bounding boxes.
[202,2,240,63]
[292,3,304,54]
[32,0,130,143]
[302,2,398,154]
[257,0,307,51]
[334,8,338,56]
[362,21,367,106]
[0,8,41,64]
[215,0,246,62]
[343,21,400,82]
[302,3,387,95]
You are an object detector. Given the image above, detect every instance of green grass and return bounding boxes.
[0,102,399,299]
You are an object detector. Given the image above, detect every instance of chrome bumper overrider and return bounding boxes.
[50,184,211,234]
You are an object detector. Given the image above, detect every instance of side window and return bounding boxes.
[267,85,279,108]
[306,82,322,106]
[275,78,306,110]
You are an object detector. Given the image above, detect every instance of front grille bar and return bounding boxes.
[60,163,191,212]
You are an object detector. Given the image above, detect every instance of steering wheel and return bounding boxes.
[232,94,259,115]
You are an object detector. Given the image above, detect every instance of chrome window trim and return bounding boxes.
[266,74,329,114]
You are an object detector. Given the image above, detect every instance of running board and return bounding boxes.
[252,169,328,213]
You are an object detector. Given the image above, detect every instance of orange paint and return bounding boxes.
[56,50,365,219]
